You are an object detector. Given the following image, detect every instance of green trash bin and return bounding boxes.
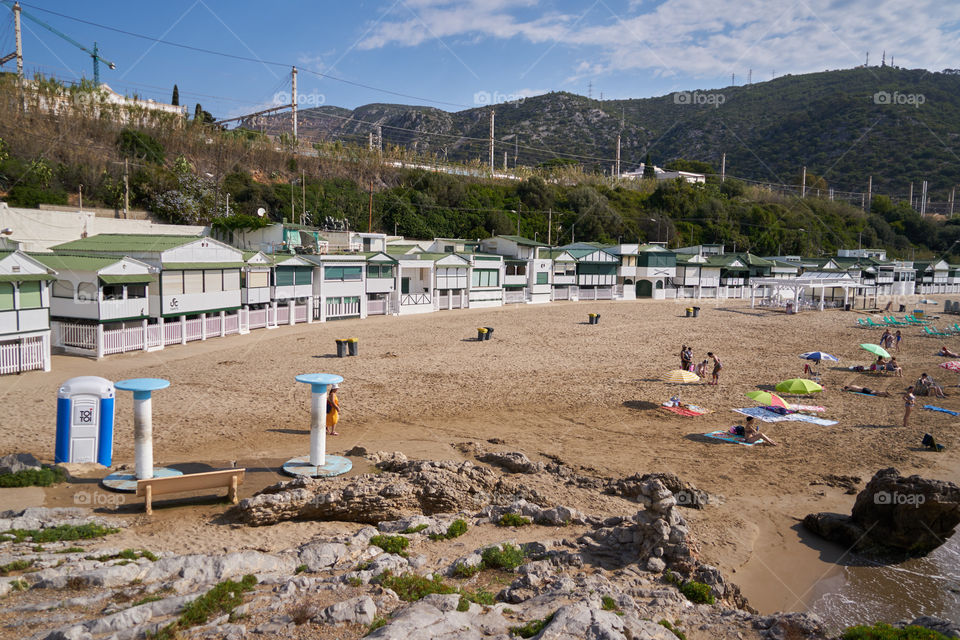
[335,339,347,357]
[347,337,359,356]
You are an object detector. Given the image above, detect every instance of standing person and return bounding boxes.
[684,346,694,371]
[708,352,722,385]
[680,345,690,371]
[326,384,341,436]
[895,330,902,353]
[903,385,916,429]
[880,329,892,350]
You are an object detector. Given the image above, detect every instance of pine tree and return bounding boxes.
[171,84,179,106]
[643,153,655,178]
[194,103,202,120]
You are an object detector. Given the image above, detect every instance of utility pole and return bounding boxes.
[547,208,552,246]
[514,135,518,168]
[866,176,872,210]
[377,126,382,155]
[78,184,83,211]
[301,169,306,223]
[291,66,298,142]
[225,193,229,216]
[801,166,807,198]
[615,134,621,178]
[123,158,129,218]
[720,153,726,182]
[503,151,507,170]
[488,110,495,172]
[921,181,928,216]
[951,187,956,218]
[368,180,373,232]
[13,2,22,80]
[516,205,521,236]
[909,182,914,210]
[368,132,373,151]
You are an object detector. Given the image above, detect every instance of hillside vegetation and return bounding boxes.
[0,72,957,258]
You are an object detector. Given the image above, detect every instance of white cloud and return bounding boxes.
[358,0,960,81]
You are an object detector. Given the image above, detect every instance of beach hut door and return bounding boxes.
[401,278,410,294]
[636,280,653,298]
[69,395,99,463]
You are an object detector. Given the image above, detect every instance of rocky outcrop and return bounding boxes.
[478,451,545,474]
[0,452,42,475]
[803,468,960,559]
[606,472,709,509]
[235,457,506,526]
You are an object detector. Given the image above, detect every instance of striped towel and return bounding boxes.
[791,404,826,413]
[661,405,707,417]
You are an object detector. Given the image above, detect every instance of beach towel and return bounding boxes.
[701,430,762,446]
[790,404,826,413]
[923,405,960,416]
[733,407,789,423]
[785,414,839,426]
[843,390,881,397]
[661,406,707,417]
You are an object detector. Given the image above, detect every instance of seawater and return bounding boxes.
[810,536,960,631]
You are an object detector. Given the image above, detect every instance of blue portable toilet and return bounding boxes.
[55,377,115,466]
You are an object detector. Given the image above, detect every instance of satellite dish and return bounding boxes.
[256,208,266,218]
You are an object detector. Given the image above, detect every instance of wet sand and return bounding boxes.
[1,296,957,623]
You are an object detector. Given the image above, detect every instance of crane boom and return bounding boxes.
[1,1,116,83]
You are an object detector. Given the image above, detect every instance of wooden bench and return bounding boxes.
[136,469,245,515]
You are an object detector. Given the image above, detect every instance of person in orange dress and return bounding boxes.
[326,385,340,436]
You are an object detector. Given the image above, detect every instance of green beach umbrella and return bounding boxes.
[775,378,823,394]
[745,390,791,409]
[860,343,891,359]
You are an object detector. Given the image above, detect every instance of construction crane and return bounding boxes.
[0,1,116,84]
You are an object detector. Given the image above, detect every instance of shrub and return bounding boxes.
[152,574,257,639]
[0,466,66,488]
[377,571,456,602]
[295,564,308,574]
[367,616,388,635]
[9,578,28,592]
[369,534,410,556]
[55,547,84,554]
[460,587,495,606]
[3,523,118,544]
[659,619,687,640]
[288,600,318,625]
[480,544,525,571]
[841,623,951,640]
[452,562,482,578]
[118,128,165,164]
[429,519,468,541]
[601,595,617,611]
[511,612,555,638]
[401,524,428,534]
[679,581,714,605]
[497,513,532,527]
[0,559,33,576]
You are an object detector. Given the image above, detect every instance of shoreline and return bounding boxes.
[1,296,957,625]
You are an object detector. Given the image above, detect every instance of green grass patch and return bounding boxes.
[659,620,687,640]
[452,563,482,578]
[480,544,525,571]
[347,576,363,587]
[497,513,532,527]
[369,534,410,557]
[55,547,84,554]
[367,616,387,635]
[3,523,118,544]
[294,564,308,574]
[132,594,164,607]
[0,466,66,488]
[401,524,428,534]
[31,545,44,553]
[841,623,951,640]
[601,595,618,611]
[459,587,496,607]
[511,612,555,638]
[377,571,456,602]
[0,559,33,576]
[9,578,29,592]
[89,549,157,563]
[428,519,468,541]
[150,575,257,640]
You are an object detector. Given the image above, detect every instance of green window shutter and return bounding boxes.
[366,265,379,278]
[381,265,393,278]
[19,281,42,308]
[0,282,13,310]
[343,266,362,281]
[324,266,343,281]
[536,272,549,284]
[276,268,295,286]
[600,265,617,276]
[295,266,312,285]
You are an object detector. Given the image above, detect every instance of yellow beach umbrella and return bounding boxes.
[664,370,701,384]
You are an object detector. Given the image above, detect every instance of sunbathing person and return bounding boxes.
[842,385,891,397]
[917,373,947,398]
[886,357,903,377]
[743,417,778,446]
[940,346,959,358]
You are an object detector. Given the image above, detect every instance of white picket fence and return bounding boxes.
[61,323,97,350]
[0,337,45,375]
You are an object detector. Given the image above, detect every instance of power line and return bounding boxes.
[12,1,473,109]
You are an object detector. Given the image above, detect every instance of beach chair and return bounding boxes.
[924,325,951,337]
[856,318,870,328]
[884,316,908,326]
[865,318,886,328]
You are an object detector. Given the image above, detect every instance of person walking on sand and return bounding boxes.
[895,330,902,353]
[680,345,691,371]
[326,385,341,436]
[880,328,892,350]
[708,352,722,385]
[903,385,916,429]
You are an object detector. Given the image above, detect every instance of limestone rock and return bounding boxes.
[803,468,960,559]
[365,598,511,639]
[478,451,544,474]
[299,542,349,571]
[0,452,42,475]
[606,472,709,509]
[537,603,677,640]
[316,595,377,626]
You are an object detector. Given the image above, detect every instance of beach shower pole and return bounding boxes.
[308,381,329,466]
[283,373,351,478]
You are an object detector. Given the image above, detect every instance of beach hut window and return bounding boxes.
[472,269,499,287]
[223,270,241,291]
[52,280,74,298]
[0,282,12,310]
[161,271,184,295]
[19,281,42,308]
[325,266,362,281]
[536,272,549,284]
[204,270,223,292]
[77,282,98,302]
[102,284,124,300]
[247,271,269,288]
[505,264,527,276]
[127,284,147,299]
[294,267,312,285]
[183,271,204,294]
[367,265,394,279]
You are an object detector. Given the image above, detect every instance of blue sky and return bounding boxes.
[4,0,960,120]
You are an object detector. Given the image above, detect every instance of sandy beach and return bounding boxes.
[1,297,958,619]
